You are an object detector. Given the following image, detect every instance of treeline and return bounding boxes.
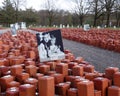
[0,0,120,27]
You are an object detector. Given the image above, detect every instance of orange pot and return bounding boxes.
[38,76,54,96]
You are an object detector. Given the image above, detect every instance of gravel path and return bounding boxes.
[63,39,120,72]
[0,29,11,34]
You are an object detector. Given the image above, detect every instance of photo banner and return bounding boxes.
[36,29,65,62]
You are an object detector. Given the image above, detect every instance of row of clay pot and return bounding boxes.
[0,30,120,96]
[31,28,120,53]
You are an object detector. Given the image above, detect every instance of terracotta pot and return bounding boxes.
[84,65,95,73]
[93,77,109,96]
[47,71,56,75]
[33,73,44,79]
[85,73,98,81]
[0,65,9,76]
[61,59,71,63]
[25,60,35,66]
[72,65,84,76]
[0,75,14,92]
[45,61,56,71]
[39,65,50,74]
[74,57,84,63]
[38,76,54,96]
[24,78,38,89]
[13,49,20,56]
[67,88,78,96]
[68,62,78,69]
[72,77,86,88]
[51,73,64,85]
[114,72,120,87]
[77,80,94,96]
[6,81,20,88]
[108,86,120,96]
[56,63,68,77]
[55,82,70,96]
[25,65,37,77]
[105,67,119,80]
[19,84,35,96]
[16,73,29,84]
[11,65,23,76]
[0,52,8,58]
[6,87,19,96]
[27,51,36,59]
[94,90,101,96]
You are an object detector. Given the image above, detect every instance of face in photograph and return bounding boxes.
[43,33,51,43]
[51,36,56,45]
[39,33,43,41]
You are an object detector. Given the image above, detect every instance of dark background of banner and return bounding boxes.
[36,29,64,52]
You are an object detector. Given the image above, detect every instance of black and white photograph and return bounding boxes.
[36,29,65,62]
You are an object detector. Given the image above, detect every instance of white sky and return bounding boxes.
[0,0,76,11]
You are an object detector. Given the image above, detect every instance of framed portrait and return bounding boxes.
[36,29,65,62]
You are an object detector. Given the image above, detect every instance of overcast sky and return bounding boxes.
[0,0,75,11]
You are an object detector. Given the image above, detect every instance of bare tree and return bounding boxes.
[88,0,104,27]
[11,0,26,22]
[44,0,57,26]
[114,0,120,27]
[73,0,90,26]
[100,0,116,27]
[20,8,39,26]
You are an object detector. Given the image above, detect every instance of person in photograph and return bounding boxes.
[42,33,51,58]
[38,33,48,59]
[49,35,64,58]
[38,32,51,59]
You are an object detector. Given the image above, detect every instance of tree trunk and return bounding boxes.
[15,9,18,22]
[116,19,120,27]
[49,18,52,27]
[79,15,83,26]
[106,11,110,27]
[116,12,120,27]
[93,14,97,27]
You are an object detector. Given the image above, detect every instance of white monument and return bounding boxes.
[10,24,14,28]
[67,24,69,28]
[97,26,101,29]
[10,24,17,36]
[62,25,65,28]
[60,24,62,28]
[114,26,116,29]
[15,23,19,30]
[21,22,26,29]
[84,24,90,31]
